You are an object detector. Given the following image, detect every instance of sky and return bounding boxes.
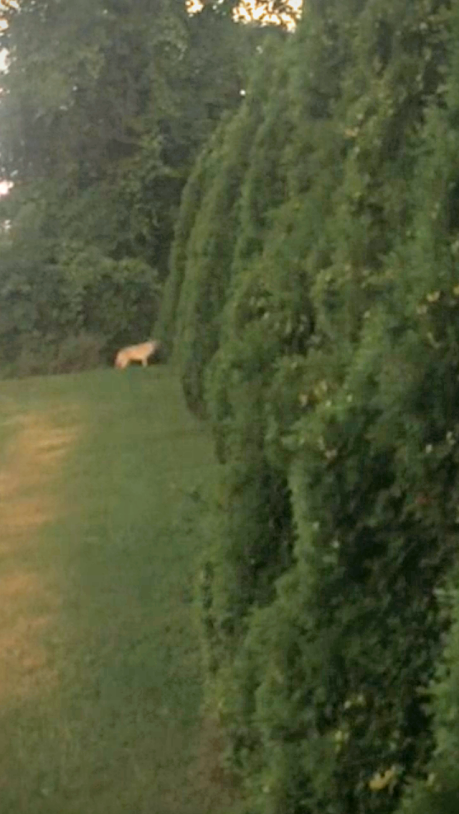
[187,0,301,28]
[234,0,301,27]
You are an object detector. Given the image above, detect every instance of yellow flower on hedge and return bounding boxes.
[369,767,396,791]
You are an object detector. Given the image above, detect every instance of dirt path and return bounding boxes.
[0,411,78,704]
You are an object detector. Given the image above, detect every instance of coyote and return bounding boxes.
[114,340,161,369]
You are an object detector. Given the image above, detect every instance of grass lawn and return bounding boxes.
[0,367,233,814]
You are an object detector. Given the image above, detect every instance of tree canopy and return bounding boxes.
[0,0,264,372]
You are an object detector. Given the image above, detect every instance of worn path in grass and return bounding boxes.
[0,368,232,814]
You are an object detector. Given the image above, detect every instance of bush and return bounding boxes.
[9,339,57,378]
[2,332,105,378]
[174,38,286,415]
[186,2,459,814]
[51,332,105,373]
[155,117,232,358]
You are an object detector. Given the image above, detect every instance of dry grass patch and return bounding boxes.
[0,413,78,539]
[0,409,78,703]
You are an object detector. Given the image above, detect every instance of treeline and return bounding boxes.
[0,0,270,374]
[159,0,459,812]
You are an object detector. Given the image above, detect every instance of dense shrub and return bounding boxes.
[0,223,161,374]
[155,116,235,357]
[51,332,105,373]
[0,332,105,378]
[177,1,459,813]
[171,36,288,414]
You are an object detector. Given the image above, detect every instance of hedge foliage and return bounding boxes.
[158,1,459,812]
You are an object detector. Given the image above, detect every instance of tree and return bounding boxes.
[0,0,259,371]
[172,1,459,813]
[171,32,288,413]
[155,115,233,354]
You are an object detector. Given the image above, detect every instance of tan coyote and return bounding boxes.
[114,340,161,369]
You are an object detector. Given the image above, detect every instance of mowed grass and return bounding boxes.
[0,367,232,814]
